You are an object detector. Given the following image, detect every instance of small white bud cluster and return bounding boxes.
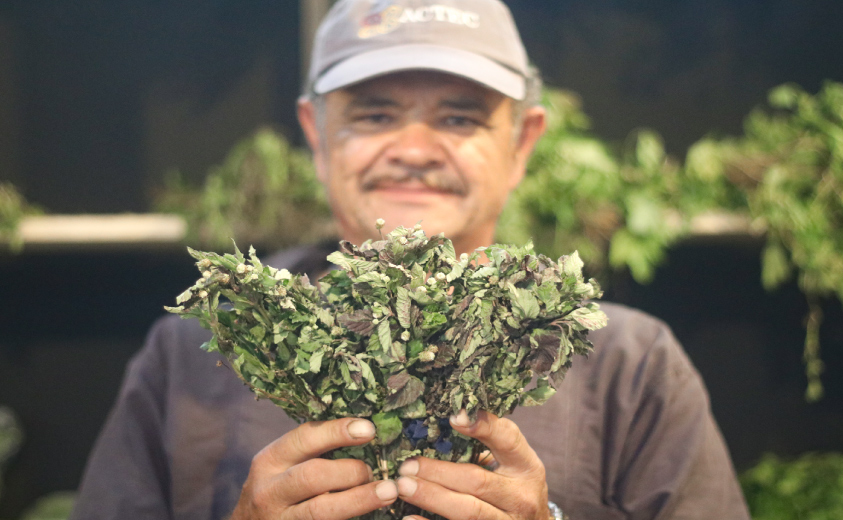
[460,253,469,261]
[427,277,437,286]
[400,331,411,341]
[198,259,212,269]
[418,345,439,363]
[398,237,408,245]
[236,263,247,274]
[435,272,446,281]
[416,286,427,293]
[202,270,212,279]
[375,218,386,229]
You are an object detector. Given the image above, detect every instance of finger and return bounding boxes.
[396,476,507,520]
[274,458,373,504]
[286,480,398,520]
[398,457,515,511]
[450,410,541,474]
[254,418,375,476]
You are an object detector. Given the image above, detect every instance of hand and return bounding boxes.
[396,411,549,520]
[230,417,399,520]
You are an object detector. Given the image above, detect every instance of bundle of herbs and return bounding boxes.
[166,224,606,520]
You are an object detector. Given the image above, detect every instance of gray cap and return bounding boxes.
[308,0,529,99]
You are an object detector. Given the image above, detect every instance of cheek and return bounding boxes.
[328,134,385,183]
[454,139,516,197]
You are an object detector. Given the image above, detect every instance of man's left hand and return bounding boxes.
[396,410,549,520]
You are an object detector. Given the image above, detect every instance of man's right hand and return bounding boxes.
[230,418,398,520]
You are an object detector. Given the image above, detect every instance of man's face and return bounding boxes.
[299,71,545,253]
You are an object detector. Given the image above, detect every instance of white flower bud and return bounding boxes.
[460,253,469,261]
[427,277,436,285]
[399,237,408,245]
[202,270,212,279]
[435,272,446,281]
[375,218,386,228]
[236,264,246,274]
[419,351,436,363]
[198,290,208,299]
[416,286,427,293]
[198,259,212,269]
[400,331,411,341]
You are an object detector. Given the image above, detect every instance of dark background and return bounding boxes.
[2,0,843,517]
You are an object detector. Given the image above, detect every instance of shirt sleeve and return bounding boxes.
[576,305,751,519]
[69,317,174,520]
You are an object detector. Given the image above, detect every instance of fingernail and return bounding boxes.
[450,409,474,428]
[397,476,418,497]
[375,480,398,501]
[399,459,419,476]
[348,419,376,439]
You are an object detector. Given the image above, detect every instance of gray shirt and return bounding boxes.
[71,244,750,520]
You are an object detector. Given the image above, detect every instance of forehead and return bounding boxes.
[328,70,510,112]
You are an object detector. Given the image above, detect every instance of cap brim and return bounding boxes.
[313,43,525,100]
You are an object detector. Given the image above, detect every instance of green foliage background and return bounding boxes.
[0,184,41,253]
[740,453,843,520]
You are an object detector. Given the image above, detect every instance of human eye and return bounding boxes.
[350,111,396,131]
[441,113,487,131]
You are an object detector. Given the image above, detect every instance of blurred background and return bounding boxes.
[2,0,843,518]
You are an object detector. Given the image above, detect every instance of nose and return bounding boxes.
[386,122,446,170]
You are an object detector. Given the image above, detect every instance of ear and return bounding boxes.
[297,97,328,184]
[508,105,547,190]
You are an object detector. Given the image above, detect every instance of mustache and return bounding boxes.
[361,169,468,196]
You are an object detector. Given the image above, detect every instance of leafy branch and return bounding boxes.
[0,182,42,253]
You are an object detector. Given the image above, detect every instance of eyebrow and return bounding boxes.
[439,97,490,114]
[346,95,400,110]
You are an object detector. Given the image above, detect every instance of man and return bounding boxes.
[71,1,751,519]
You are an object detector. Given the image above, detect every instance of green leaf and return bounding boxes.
[396,287,412,329]
[761,241,792,290]
[372,411,402,444]
[509,285,540,320]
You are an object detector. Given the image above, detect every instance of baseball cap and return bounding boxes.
[307,0,529,100]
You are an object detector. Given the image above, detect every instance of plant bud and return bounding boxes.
[198,290,208,299]
[419,351,436,363]
[400,331,411,341]
[435,272,446,281]
[417,286,427,293]
[198,259,212,269]
[236,263,246,274]
[202,270,212,279]
[414,223,422,231]
[460,253,469,261]
[375,218,386,228]
[399,237,408,245]
[427,277,436,285]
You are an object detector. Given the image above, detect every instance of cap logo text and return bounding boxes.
[358,4,480,39]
